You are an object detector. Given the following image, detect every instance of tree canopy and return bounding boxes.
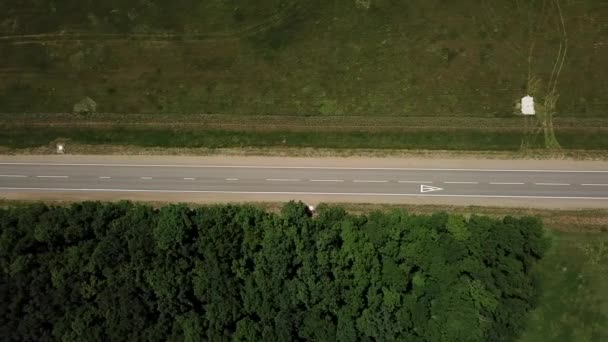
[0,201,547,341]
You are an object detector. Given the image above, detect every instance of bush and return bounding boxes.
[73,97,97,115]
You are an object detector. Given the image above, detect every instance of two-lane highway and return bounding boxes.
[1,156,608,208]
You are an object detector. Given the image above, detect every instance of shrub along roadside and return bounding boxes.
[0,201,548,341]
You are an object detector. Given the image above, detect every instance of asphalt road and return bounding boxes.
[1,156,608,208]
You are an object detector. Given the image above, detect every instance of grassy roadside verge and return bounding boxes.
[2,200,607,233]
[331,204,608,233]
[5,113,608,130]
[3,125,608,152]
[0,125,526,150]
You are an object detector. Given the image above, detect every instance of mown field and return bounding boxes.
[1,0,607,150]
[520,231,608,342]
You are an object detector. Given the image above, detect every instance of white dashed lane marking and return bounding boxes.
[353,180,389,183]
[13,174,606,190]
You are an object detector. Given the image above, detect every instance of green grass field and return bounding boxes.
[1,1,607,151]
[520,231,608,342]
[1,0,607,117]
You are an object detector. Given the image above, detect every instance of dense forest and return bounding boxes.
[0,201,547,341]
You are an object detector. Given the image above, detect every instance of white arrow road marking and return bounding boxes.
[421,184,444,193]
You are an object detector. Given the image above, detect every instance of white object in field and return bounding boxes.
[307,205,315,213]
[521,95,536,115]
[56,143,65,154]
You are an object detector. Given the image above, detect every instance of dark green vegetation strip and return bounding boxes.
[0,125,524,150]
[0,201,547,341]
[3,125,608,151]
